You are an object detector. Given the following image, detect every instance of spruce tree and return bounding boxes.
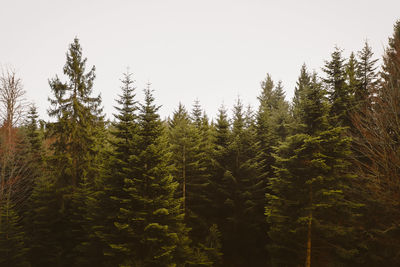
[0,199,27,266]
[45,37,105,265]
[116,84,192,266]
[169,102,220,265]
[323,46,352,127]
[210,99,266,266]
[25,175,62,266]
[356,41,379,104]
[47,37,104,188]
[95,70,139,265]
[266,71,361,266]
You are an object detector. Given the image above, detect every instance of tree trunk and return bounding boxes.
[182,144,186,215]
[306,185,312,267]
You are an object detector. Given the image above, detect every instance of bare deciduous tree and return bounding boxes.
[0,67,27,130]
[0,67,30,227]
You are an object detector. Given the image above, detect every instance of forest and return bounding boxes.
[0,19,400,267]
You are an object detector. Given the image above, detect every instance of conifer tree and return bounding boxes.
[323,47,352,127]
[0,199,27,266]
[25,175,62,266]
[45,37,105,264]
[47,37,104,188]
[168,103,203,221]
[25,105,42,156]
[267,71,361,266]
[116,84,192,266]
[168,103,219,265]
[256,75,290,182]
[94,71,139,265]
[190,99,203,127]
[210,99,266,266]
[356,41,379,104]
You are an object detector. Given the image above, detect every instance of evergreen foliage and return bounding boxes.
[267,71,361,266]
[2,21,400,267]
[0,200,27,266]
[114,85,192,266]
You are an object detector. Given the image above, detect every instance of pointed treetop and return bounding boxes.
[191,99,203,126]
[258,74,274,105]
[357,41,378,95]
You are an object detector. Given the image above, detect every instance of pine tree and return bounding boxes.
[0,199,27,266]
[92,70,139,265]
[266,72,361,266]
[210,99,266,266]
[345,52,359,106]
[256,75,290,182]
[169,103,220,265]
[292,64,312,128]
[47,37,104,188]
[25,175,62,266]
[190,99,203,127]
[45,37,105,265]
[25,105,42,156]
[168,103,202,221]
[356,41,379,104]
[116,84,192,266]
[323,46,352,127]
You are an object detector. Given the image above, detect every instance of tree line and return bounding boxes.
[0,20,400,267]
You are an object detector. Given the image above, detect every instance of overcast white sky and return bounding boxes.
[1,0,399,120]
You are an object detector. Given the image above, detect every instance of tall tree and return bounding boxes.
[168,103,219,265]
[93,70,139,265]
[47,37,104,188]
[351,20,400,266]
[43,37,105,265]
[356,41,379,104]
[322,46,352,127]
[267,71,361,266]
[0,199,27,266]
[115,84,192,266]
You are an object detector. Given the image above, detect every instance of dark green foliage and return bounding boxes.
[323,46,353,127]
[3,21,400,267]
[356,41,379,104]
[25,175,62,266]
[0,200,27,267]
[210,98,267,266]
[44,37,105,265]
[94,71,139,265]
[256,74,290,181]
[47,37,104,188]
[115,85,192,266]
[25,105,43,156]
[267,70,362,266]
[168,102,221,265]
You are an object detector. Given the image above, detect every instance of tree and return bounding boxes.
[115,84,192,266]
[0,199,27,266]
[93,70,139,265]
[351,20,400,266]
[168,103,219,265]
[322,46,353,127]
[356,41,379,104]
[25,175,62,267]
[47,37,104,188]
[0,67,29,212]
[256,74,290,182]
[0,67,27,130]
[44,37,105,265]
[210,98,266,266]
[267,71,361,266]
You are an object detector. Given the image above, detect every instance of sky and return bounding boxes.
[1,0,399,121]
